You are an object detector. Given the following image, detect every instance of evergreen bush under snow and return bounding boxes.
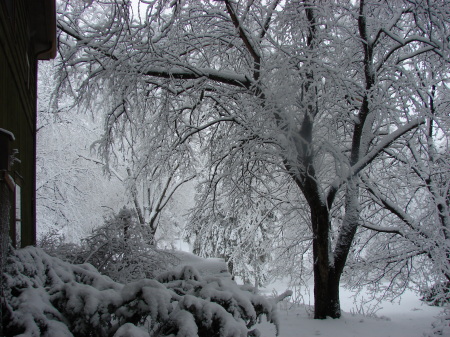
[3,247,279,336]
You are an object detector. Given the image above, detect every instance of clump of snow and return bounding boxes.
[157,265,202,283]
[3,247,279,336]
[178,295,248,337]
[274,290,293,303]
[113,323,150,337]
[171,251,232,278]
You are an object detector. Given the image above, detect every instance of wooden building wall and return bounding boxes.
[1,1,55,334]
[0,0,39,248]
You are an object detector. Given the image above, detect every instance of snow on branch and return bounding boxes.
[58,16,253,89]
[360,222,403,235]
[352,118,425,178]
[143,67,252,89]
[327,118,424,197]
[360,174,426,236]
[57,20,119,62]
[224,0,261,81]
[78,154,125,181]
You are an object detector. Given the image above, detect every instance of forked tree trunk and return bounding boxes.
[309,192,362,319]
[309,0,375,318]
[298,2,345,318]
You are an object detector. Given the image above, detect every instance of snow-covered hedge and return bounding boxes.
[3,247,279,336]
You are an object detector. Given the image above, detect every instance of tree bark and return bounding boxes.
[327,271,341,318]
[310,202,342,319]
[311,204,333,318]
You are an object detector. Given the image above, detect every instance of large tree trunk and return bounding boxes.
[311,205,329,319]
[327,271,341,318]
[310,202,342,318]
[297,2,344,318]
[311,216,343,318]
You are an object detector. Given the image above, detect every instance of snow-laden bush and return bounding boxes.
[80,207,180,283]
[3,247,279,336]
[421,282,450,307]
[39,207,179,283]
[424,307,450,336]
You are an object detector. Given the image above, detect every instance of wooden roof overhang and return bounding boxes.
[30,0,57,60]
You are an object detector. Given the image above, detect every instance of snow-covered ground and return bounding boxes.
[257,280,445,337]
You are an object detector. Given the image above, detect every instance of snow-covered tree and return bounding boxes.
[55,0,450,318]
[38,60,192,247]
[37,62,127,241]
[344,63,450,303]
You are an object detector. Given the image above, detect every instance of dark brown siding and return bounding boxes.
[1,0,38,247]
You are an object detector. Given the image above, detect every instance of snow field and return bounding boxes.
[257,280,445,337]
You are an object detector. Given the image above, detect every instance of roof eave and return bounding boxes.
[31,0,57,60]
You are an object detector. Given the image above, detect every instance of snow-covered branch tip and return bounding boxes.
[78,154,125,181]
[274,290,293,304]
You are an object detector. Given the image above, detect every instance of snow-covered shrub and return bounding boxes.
[3,247,278,336]
[80,207,180,283]
[424,307,450,336]
[421,282,450,306]
[39,207,180,283]
[38,229,86,263]
[157,266,279,336]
